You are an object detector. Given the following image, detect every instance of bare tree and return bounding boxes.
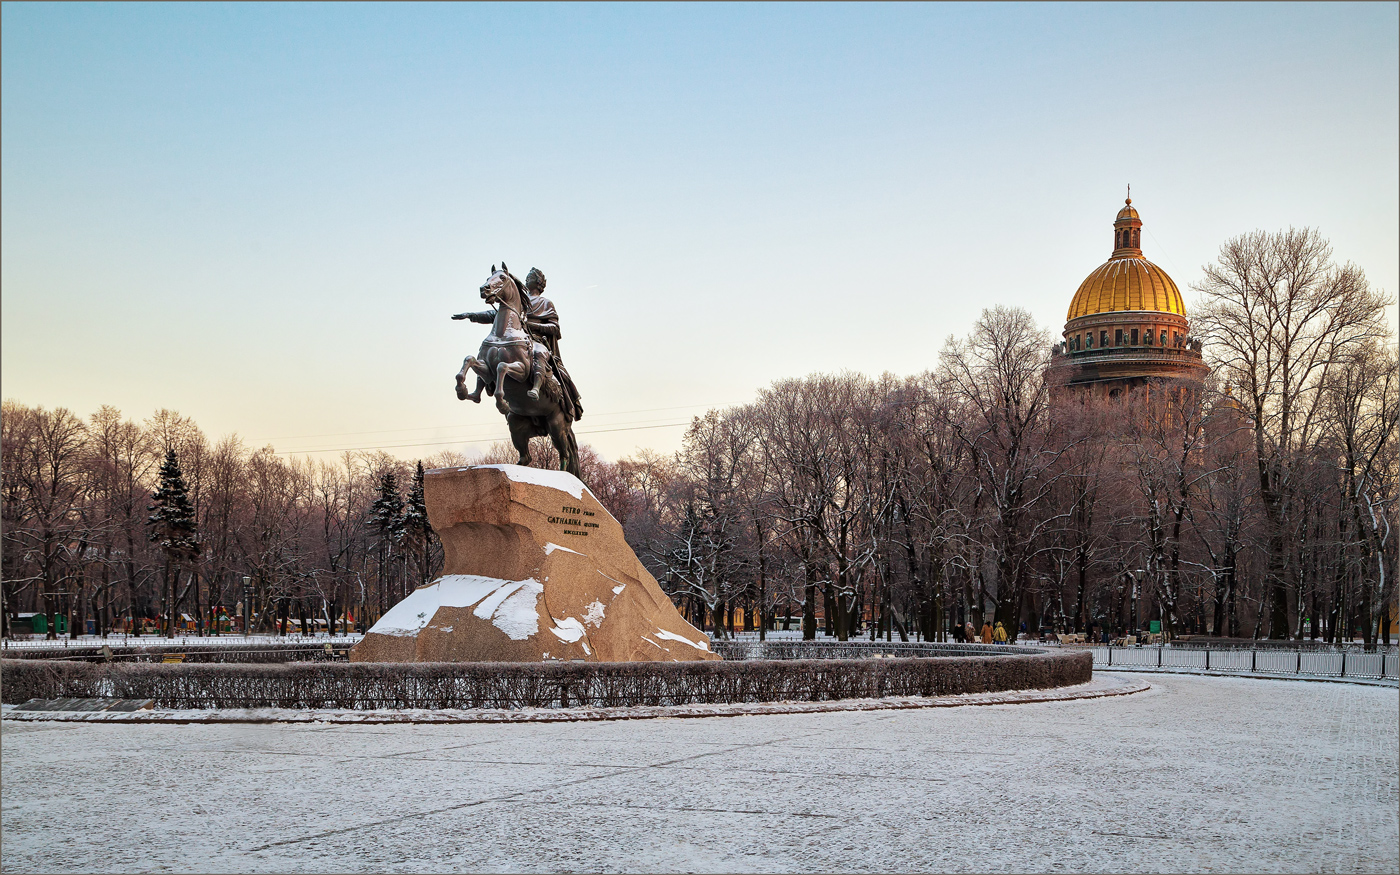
[201,435,249,634]
[84,407,157,636]
[5,405,90,638]
[1194,228,1390,637]
[939,307,1071,636]
[881,373,969,640]
[1188,389,1259,638]
[647,409,757,639]
[1321,339,1399,642]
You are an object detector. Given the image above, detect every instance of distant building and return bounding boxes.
[1049,197,1208,396]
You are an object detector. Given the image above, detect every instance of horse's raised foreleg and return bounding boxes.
[457,356,489,403]
[455,357,471,399]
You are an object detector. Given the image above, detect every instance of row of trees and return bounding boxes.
[3,228,1395,643]
[1,402,446,639]
[621,228,1397,643]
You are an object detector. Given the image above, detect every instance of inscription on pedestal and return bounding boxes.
[547,505,599,537]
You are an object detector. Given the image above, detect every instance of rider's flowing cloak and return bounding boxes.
[524,292,583,421]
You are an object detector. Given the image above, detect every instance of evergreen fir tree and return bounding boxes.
[148,449,198,637]
[401,461,438,588]
[370,472,405,609]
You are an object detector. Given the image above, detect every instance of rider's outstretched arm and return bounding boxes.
[452,310,496,323]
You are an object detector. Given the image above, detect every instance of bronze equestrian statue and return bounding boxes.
[453,264,584,478]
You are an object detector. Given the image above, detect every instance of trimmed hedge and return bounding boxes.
[0,659,104,703]
[2,650,1090,710]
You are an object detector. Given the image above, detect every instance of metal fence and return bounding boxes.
[1089,644,1398,681]
[709,633,1398,682]
[0,634,364,663]
[1,633,362,651]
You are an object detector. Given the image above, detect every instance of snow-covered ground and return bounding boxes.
[2,673,1395,873]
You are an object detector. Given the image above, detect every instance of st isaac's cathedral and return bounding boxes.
[1049,196,1209,396]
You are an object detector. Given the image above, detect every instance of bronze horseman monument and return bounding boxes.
[350,264,716,663]
[453,265,584,477]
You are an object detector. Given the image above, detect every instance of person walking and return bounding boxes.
[964,621,976,643]
[980,621,994,644]
[993,621,1008,644]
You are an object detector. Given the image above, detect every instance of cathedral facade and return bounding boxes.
[1049,198,1208,395]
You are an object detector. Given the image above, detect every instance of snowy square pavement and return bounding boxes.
[1,673,1396,873]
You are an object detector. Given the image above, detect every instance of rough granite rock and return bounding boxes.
[350,465,717,663]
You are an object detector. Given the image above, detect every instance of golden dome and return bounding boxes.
[1066,198,1186,320]
[1067,257,1186,319]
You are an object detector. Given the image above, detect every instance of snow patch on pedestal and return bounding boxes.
[583,601,606,627]
[550,617,587,643]
[654,629,710,651]
[543,542,582,556]
[476,464,586,499]
[472,579,531,619]
[476,580,544,640]
[367,575,542,641]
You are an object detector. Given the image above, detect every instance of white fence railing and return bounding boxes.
[708,633,1398,682]
[1090,644,1397,681]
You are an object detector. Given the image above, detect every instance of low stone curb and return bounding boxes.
[0,673,1148,725]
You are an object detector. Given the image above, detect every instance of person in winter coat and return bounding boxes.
[993,621,1008,644]
[964,621,977,642]
[980,621,994,644]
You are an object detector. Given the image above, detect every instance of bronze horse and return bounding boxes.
[455,265,581,478]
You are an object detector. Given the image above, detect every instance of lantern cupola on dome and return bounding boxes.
[1113,197,1142,255]
[1066,195,1187,320]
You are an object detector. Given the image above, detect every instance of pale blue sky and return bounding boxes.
[4,2,1396,460]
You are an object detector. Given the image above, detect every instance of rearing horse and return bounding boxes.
[455,265,581,478]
